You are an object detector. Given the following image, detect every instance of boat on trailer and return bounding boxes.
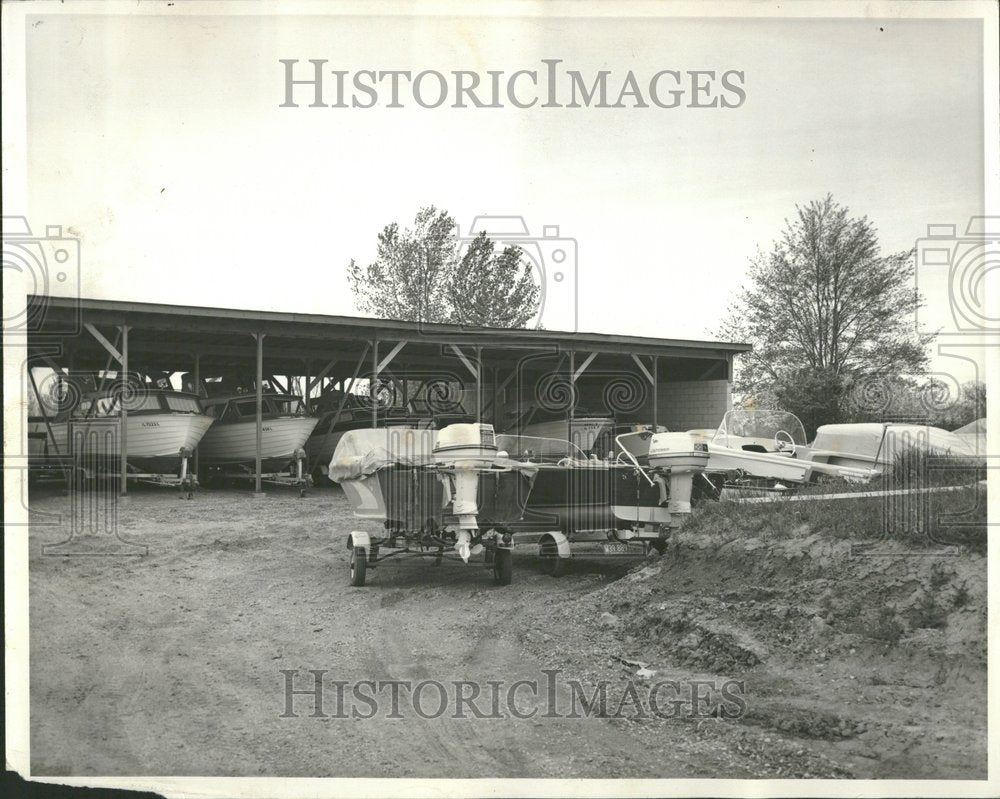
[198,392,319,493]
[29,386,212,494]
[499,429,709,572]
[331,423,539,586]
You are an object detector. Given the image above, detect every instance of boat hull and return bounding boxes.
[342,466,533,533]
[508,462,666,538]
[32,414,214,473]
[198,416,319,468]
[704,443,814,483]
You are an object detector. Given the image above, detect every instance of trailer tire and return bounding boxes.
[493,549,513,585]
[539,538,565,577]
[350,546,367,587]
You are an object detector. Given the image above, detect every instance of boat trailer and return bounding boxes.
[346,527,515,587]
[200,449,311,496]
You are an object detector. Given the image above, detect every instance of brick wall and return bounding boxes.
[474,376,732,433]
[655,379,731,431]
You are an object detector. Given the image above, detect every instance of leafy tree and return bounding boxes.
[347,207,456,323]
[720,195,933,432]
[448,232,539,328]
[347,207,540,328]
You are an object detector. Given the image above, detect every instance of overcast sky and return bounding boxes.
[20,10,988,382]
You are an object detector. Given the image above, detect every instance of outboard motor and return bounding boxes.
[432,423,499,561]
[646,432,710,515]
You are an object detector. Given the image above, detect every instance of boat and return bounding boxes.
[29,385,213,489]
[697,409,820,487]
[198,392,319,484]
[695,409,882,491]
[498,429,708,570]
[953,417,987,457]
[330,423,538,585]
[804,421,984,472]
[692,410,983,494]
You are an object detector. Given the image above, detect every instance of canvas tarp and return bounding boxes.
[812,422,981,466]
[328,427,439,482]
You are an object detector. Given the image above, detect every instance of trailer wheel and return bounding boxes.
[493,549,513,585]
[539,539,564,577]
[350,546,367,587]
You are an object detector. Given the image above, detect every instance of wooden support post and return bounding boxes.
[568,351,575,424]
[652,355,659,430]
[371,339,379,427]
[193,353,201,475]
[255,333,265,495]
[476,347,483,423]
[119,325,129,496]
[491,367,499,426]
[304,361,311,411]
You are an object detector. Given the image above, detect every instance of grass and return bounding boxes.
[688,448,987,553]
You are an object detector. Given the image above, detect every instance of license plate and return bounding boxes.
[602,542,631,555]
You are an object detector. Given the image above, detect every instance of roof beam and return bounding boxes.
[449,345,479,380]
[572,351,598,382]
[307,357,338,393]
[83,323,122,364]
[376,341,407,373]
[631,354,655,385]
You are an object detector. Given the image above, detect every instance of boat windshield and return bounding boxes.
[268,397,306,416]
[714,409,808,448]
[495,434,589,463]
[163,394,202,413]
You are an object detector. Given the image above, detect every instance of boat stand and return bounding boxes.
[123,447,199,498]
[203,451,312,497]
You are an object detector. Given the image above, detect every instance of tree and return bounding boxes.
[720,195,933,434]
[448,232,539,328]
[347,207,540,328]
[347,207,456,324]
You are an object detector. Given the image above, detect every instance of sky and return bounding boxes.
[16,8,991,384]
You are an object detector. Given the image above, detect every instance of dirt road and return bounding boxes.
[27,484,984,779]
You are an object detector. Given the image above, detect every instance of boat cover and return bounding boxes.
[953,418,987,456]
[811,423,981,465]
[329,428,439,482]
[329,428,541,482]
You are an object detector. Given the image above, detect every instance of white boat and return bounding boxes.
[198,392,319,469]
[803,421,984,472]
[330,423,539,585]
[696,409,880,487]
[30,388,213,475]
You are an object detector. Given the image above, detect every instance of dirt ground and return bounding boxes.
[27,482,986,779]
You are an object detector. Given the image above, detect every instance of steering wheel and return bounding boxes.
[774,429,796,455]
